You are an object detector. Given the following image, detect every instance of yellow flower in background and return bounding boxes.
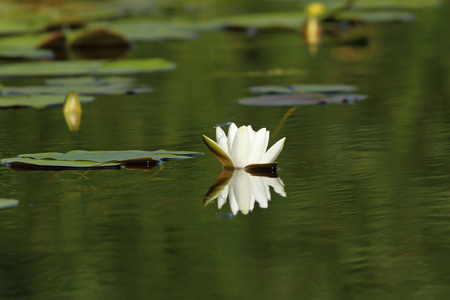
[202,122,286,169]
[63,91,82,132]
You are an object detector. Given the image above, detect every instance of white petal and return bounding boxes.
[228,184,239,215]
[250,175,269,208]
[264,177,287,197]
[261,137,286,163]
[216,127,229,155]
[233,170,252,214]
[227,123,238,155]
[217,185,229,209]
[231,126,252,168]
[248,128,267,164]
[247,125,255,141]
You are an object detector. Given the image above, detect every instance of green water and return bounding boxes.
[1,4,450,300]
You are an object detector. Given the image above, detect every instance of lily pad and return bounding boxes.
[1,158,122,170]
[0,94,94,109]
[216,12,306,30]
[334,11,415,24]
[1,150,203,171]
[87,21,199,42]
[250,84,358,94]
[0,48,54,60]
[0,58,176,78]
[0,32,66,50]
[45,76,135,86]
[236,94,367,106]
[0,199,19,210]
[352,0,442,9]
[71,28,131,48]
[2,84,152,96]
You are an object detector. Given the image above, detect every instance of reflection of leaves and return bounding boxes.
[237,94,367,106]
[0,94,94,109]
[1,150,203,171]
[0,199,19,210]
[0,58,175,78]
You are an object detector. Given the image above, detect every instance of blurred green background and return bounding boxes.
[1,0,450,299]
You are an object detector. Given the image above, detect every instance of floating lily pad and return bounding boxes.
[0,94,94,109]
[0,58,176,78]
[0,199,19,210]
[1,150,203,171]
[352,0,442,9]
[2,84,152,96]
[236,94,367,106]
[216,12,306,30]
[87,21,199,42]
[45,76,135,86]
[0,48,54,60]
[250,84,358,94]
[334,11,415,23]
[71,28,131,48]
[1,158,121,170]
[0,32,65,50]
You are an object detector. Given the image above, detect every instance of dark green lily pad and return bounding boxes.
[71,28,131,48]
[0,94,94,109]
[0,199,19,210]
[0,58,176,78]
[334,11,415,23]
[236,94,367,106]
[250,84,358,94]
[45,76,135,86]
[2,84,152,96]
[1,150,203,171]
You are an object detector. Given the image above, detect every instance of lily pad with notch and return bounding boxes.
[1,150,203,171]
[236,94,367,106]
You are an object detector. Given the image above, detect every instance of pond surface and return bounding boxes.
[1,4,450,300]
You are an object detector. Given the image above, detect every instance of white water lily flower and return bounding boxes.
[202,122,286,169]
[204,169,286,215]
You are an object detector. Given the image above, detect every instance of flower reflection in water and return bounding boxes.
[204,169,286,216]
